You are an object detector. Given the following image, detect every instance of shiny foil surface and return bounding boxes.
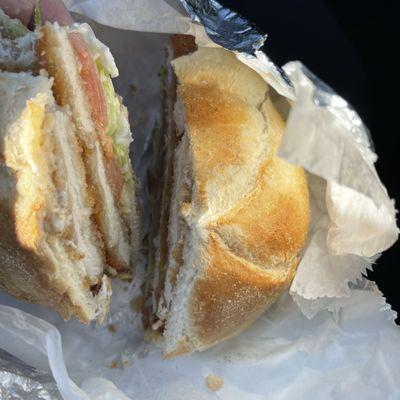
[0,350,61,400]
[179,0,266,53]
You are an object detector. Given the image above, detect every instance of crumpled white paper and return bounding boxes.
[1,279,400,400]
[1,1,399,399]
[280,63,398,316]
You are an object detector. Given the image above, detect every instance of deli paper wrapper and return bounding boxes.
[1,0,399,399]
[1,281,400,400]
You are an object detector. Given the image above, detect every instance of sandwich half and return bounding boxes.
[0,11,139,321]
[144,36,310,355]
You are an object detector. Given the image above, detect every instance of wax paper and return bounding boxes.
[1,1,399,399]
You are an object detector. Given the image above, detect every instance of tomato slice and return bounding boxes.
[69,32,123,203]
[105,157,125,205]
[69,33,108,138]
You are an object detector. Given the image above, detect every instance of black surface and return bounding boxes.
[221,0,400,321]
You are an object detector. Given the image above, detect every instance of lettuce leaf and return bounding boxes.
[34,0,42,29]
[96,60,129,167]
[96,59,133,219]
[0,9,29,39]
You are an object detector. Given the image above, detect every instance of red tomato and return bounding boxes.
[105,157,125,205]
[69,32,123,202]
[69,33,109,145]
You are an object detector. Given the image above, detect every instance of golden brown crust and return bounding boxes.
[173,49,274,218]
[180,83,251,176]
[162,47,310,355]
[212,156,309,269]
[187,236,299,351]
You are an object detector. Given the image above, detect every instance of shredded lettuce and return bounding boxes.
[34,0,42,28]
[96,59,133,219]
[97,61,120,136]
[0,9,29,38]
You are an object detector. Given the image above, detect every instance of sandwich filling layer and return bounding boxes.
[144,36,196,331]
[36,23,135,273]
[0,12,139,321]
[0,71,110,321]
[1,13,135,273]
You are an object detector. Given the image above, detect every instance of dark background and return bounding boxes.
[222,0,399,321]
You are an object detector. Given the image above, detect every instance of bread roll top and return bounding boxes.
[162,46,310,355]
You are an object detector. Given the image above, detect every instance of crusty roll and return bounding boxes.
[145,41,310,355]
[0,12,139,322]
[0,71,111,322]
[37,23,139,275]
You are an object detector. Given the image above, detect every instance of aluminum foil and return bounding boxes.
[0,349,61,400]
[179,0,266,53]
[179,0,294,99]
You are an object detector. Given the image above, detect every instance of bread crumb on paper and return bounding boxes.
[107,355,132,369]
[205,374,223,391]
[108,361,118,369]
[108,323,117,334]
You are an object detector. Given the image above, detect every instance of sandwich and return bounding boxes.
[0,10,140,322]
[144,36,310,356]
